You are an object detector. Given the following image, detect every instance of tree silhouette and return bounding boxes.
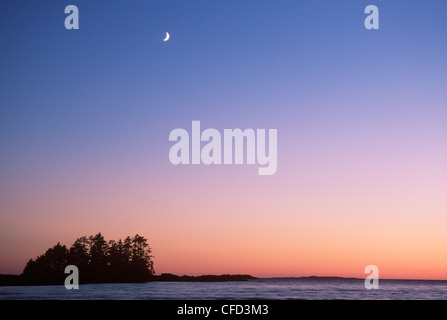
[88,233,108,279]
[68,236,89,269]
[22,243,69,284]
[22,233,155,284]
[130,234,154,276]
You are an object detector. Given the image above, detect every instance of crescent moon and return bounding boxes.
[163,32,170,42]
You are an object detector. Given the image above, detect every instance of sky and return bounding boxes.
[1,0,446,279]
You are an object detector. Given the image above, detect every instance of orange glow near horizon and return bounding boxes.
[1,157,446,280]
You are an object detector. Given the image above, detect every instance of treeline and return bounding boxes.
[156,273,256,282]
[22,233,155,285]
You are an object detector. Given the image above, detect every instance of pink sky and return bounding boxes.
[1,117,446,279]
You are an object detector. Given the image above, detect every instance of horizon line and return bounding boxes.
[3,273,447,282]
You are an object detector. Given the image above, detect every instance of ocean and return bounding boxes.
[0,278,446,300]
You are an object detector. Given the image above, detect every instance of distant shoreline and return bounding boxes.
[1,273,446,287]
[0,273,256,286]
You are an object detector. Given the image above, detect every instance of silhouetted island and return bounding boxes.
[0,233,255,286]
[0,273,256,286]
[154,273,256,282]
[267,276,362,281]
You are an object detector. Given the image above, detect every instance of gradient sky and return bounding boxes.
[1,1,446,279]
